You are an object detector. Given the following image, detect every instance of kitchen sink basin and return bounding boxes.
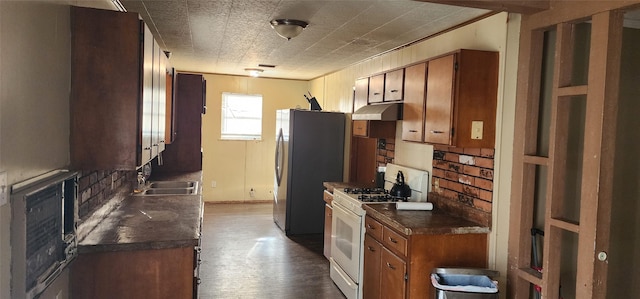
[149,181,196,189]
[134,181,199,196]
[142,188,196,195]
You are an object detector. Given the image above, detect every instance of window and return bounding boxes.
[221,92,263,140]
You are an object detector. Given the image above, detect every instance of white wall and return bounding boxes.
[0,1,115,298]
[310,12,519,295]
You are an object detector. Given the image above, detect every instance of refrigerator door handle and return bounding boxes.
[275,128,284,186]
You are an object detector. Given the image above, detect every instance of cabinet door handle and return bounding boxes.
[373,92,381,95]
[366,224,375,230]
[430,130,444,134]
[390,89,398,93]
[409,130,418,133]
[389,237,398,243]
[367,246,376,252]
[144,147,151,150]
[386,262,396,270]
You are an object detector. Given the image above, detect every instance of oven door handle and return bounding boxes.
[332,201,361,224]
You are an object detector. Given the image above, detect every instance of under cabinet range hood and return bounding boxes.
[352,103,403,121]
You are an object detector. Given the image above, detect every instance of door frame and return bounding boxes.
[506,1,638,298]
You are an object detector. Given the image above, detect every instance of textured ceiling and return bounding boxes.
[120,0,490,80]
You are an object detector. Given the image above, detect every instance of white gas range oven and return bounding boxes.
[329,164,430,299]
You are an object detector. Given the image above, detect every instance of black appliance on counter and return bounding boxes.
[273,109,345,235]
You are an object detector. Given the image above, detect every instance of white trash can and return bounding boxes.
[431,268,499,299]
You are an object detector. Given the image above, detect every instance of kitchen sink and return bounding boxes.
[142,188,196,195]
[149,181,196,189]
[134,180,199,196]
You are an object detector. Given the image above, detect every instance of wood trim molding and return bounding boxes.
[414,0,550,14]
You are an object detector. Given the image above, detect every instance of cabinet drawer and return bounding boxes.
[365,216,383,241]
[353,120,369,136]
[383,227,407,257]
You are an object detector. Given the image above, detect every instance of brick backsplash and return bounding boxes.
[430,145,494,226]
[377,138,395,167]
[77,170,136,219]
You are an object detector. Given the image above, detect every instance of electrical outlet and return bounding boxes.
[249,188,255,198]
[211,181,217,188]
[0,171,7,206]
[471,121,483,140]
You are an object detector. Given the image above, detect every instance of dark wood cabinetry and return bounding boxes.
[401,63,427,142]
[363,234,383,299]
[349,137,378,185]
[155,73,205,172]
[70,6,168,170]
[71,246,195,299]
[363,215,488,298]
[424,50,498,148]
[381,247,407,299]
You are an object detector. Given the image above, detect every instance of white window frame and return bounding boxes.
[221,92,263,141]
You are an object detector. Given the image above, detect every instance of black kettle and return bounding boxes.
[390,171,411,198]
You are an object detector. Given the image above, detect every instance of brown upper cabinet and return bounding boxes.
[401,63,427,142]
[384,68,404,102]
[70,6,168,170]
[368,74,385,103]
[354,77,369,112]
[424,50,498,148]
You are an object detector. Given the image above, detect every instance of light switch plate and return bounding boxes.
[471,121,483,140]
[0,171,7,206]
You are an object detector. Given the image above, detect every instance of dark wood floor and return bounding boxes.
[198,203,346,299]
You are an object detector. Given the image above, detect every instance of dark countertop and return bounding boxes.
[363,203,490,236]
[77,171,203,253]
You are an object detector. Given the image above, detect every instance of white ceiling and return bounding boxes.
[119,0,491,80]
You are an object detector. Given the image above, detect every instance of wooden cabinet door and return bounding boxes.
[353,120,369,137]
[402,63,427,142]
[323,202,332,259]
[368,74,385,103]
[71,6,143,170]
[354,78,369,112]
[363,234,382,299]
[424,54,455,145]
[349,136,377,185]
[384,69,404,102]
[381,247,406,299]
[165,70,175,144]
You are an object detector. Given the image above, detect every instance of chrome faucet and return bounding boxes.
[136,172,146,192]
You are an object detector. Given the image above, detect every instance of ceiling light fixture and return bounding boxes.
[269,19,308,40]
[244,68,264,77]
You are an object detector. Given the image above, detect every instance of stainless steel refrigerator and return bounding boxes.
[273,109,345,235]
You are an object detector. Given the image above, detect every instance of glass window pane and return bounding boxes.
[221,93,263,140]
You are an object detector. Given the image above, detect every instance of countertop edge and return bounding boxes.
[363,204,491,236]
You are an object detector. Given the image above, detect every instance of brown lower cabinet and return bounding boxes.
[71,246,198,299]
[323,190,334,259]
[363,216,488,299]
